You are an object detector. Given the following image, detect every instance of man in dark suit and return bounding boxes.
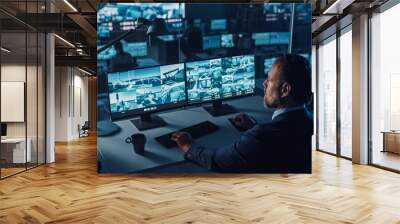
[171,54,313,173]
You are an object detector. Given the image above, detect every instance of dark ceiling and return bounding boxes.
[0,0,389,75]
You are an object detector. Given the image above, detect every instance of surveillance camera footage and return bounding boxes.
[221,55,255,98]
[186,58,223,103]
[160,64,186,104]
[97,3,184,37]
[221,34,234,48]
[264,57,276,76]
[108,64,186,114]
[186,55,255,104]
[252,32,290,46]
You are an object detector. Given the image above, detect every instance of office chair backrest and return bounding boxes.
[82,121,90,129]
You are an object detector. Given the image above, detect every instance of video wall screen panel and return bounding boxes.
[186,55,255,104]
[107,63,186,120]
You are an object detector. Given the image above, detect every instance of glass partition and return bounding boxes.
[1,30,28,178]
[0,0,46,179]
[317,35,337,155]
[38,32,45,165]
[370,3,400,171]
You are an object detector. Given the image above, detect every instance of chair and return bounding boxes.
[78,121,90,138]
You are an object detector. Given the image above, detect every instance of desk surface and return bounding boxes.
[98,95,273,173]
[381,131,400,134]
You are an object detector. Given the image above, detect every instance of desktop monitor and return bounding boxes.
[193,19,202,28]
[123,41,147,57]
[107,63,186,130]
[252,32,270,46]
[140,3,185,20]
[1,123,6,137]
[97,3,185,40]
[221,34,234,48]
[97,45,117,61]
[210,19,227,30]
[264,57,277,75]
[203,35,221,50]
[269,32,289,45]
[186,55,255,116]
[98,3,185,22]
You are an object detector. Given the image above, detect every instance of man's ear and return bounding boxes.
[280,82,291,98]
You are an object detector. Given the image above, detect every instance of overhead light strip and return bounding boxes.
[322,0,342,15]
[54,34,75,48]
[1,47,11,53]
[78,67,93,76]
[63,0,78,12]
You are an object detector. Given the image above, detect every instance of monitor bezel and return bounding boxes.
[107,63,188,122]
[124,41,148,58]
[185,54,256,107]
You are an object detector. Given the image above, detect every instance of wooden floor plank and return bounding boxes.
[1,135,400,223]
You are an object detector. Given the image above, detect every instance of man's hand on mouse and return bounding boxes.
[234,113,255,130]
[171,114,254,152]
[171,132,193,153]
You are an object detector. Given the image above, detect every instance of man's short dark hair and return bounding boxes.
[274,54,312,105]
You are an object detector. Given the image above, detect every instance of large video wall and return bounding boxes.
[97,3,311,94]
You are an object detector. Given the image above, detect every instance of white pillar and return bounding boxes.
[352,14,369,164]
[45,0,56,163]
[46,32,55,163]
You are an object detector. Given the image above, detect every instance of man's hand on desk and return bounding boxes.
[233,113,256,130]
[171,132,193,153]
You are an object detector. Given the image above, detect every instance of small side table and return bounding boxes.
[1,138,32,164]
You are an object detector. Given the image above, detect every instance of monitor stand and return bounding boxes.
[130,113,167,131]
[203,100,238,117]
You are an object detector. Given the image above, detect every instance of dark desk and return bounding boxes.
[98,95,273,173]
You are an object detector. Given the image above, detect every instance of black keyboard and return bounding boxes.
[228,115,257,132]
[155,121,219,148]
